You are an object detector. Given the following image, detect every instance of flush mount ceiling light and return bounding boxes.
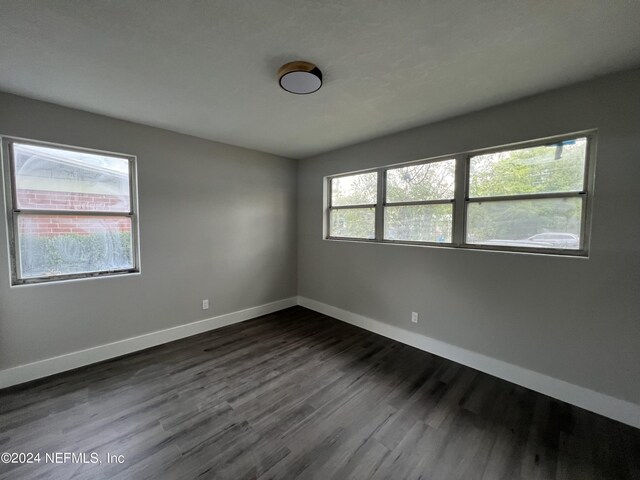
[277,61,322,95]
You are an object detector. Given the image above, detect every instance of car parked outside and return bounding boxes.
[524,232,579,249]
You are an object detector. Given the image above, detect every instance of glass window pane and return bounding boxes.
[329,208,375,239]
[466,197,582,249]
[18,215,134,278]
[331,172,377,206]
[469,138,587,197]
[13,143,131,212]
[386,159,456,202]
[384,204,452,243]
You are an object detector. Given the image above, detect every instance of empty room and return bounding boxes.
[1,1,639,479]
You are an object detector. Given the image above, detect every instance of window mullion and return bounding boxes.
[325,176,332,238]
[11,213,23,281]
[581,134,597,253]
[329,204,377,210]
[452,155,468,246]
[466,191,584,203]
[375,168,385,241]
[14,209,133,217]
[385,199,453,207]
[2,140,17,282]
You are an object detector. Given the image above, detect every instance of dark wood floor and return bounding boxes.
[1,306,639,480]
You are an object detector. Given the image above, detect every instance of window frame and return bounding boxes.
[383,158,457,246]
[324,130,596,257]
[1,136,141,285]
[326,170,378,241]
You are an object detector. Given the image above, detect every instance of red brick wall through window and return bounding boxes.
[17,189,130,236]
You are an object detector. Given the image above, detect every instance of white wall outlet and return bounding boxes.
[202,299,209,310]
[411,312,419,323]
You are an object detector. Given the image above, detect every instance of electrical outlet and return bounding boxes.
[411,312,418,323]
[202,299,209,310]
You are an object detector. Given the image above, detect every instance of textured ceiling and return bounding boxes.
[1,1,639,159]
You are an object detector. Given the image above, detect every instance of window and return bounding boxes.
[2,138,140,284]
[327,172,377,239]
[325,132,594,256]
[385,159,455,243]
[466,138,587,250]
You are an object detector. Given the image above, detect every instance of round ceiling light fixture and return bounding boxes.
[277,61,322,95]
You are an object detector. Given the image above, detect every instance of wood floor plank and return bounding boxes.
[1,306,638,480]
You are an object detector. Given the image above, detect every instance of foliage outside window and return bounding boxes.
[328,172,377,239]
[325,133,594,255]
[466,139,586,249]
[385,159,455,243]
[2,138,140,284]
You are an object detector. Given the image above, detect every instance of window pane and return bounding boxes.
[384,204,452,243]
[466,197,582,249]
[386,159,456,202]
[18,215,134,278]
[329,208,375,239]
[13,143,131,212]
[331,172,377,206]
[469,138,587,197]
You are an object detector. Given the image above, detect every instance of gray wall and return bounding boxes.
[0,92,297,369]
[298,68,640,405]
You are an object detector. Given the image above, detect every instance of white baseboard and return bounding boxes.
[0,297,297,390]
[297,296,640,429]
[2,294,638,429]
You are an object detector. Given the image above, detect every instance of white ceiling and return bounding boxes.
[1,1,639,159]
